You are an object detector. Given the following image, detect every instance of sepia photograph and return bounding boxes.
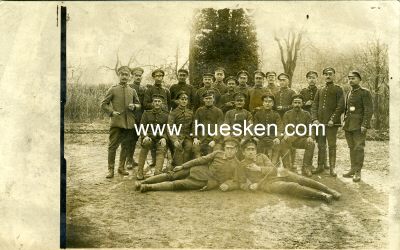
[61,1,397,249]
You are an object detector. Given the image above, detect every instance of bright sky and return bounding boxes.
[66,1,398,85]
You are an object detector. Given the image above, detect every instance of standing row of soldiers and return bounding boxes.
[101,65,373,183]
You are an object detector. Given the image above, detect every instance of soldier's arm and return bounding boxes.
[132,89,141,109]
[100,87,114,116]
[215,109,225,142]
[275,113,284,138]
[139,112,149,137]
[168,111,179,143]
[362,90,374,129]
[182,151,218,169]
[166,89,172,111]
[143,89,153,110]
[281,90,296,112]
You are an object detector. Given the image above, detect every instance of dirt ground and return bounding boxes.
[65,130,389,249]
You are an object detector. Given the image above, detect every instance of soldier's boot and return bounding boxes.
[117,161,129,176]
[140,182,174,193]
[327,189,342,200]
[154,148,165,176]
[136,149,148,180]
[106,165,114,179]
[301,165,312,177]
[141,173,170,184]
[298,186,333,204]
[343,149,356,178]
[328,148,337,177]
[134,181,142,191]
[313,147,326,174]
[353,170,361,182]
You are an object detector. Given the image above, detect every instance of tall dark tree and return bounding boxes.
[189,8,259,87]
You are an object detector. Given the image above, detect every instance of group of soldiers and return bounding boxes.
[100,65,373,202]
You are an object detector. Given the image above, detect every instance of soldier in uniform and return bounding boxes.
[136,94,169,180]
[342,71,373,182]
[236,70,251,110]
[101,66,141,178]
[248,70,269,112]
[169,69,195,110]
[224,92,253,159]
[280,95,315,176]
[192,91,224,158]
[265,71,280,97]
[213,67,228,96]
[194,73,221,110]
[300,71,318,113]
[136,137,241,193]
[275,73,296,117]
[311,67,345,176]
[143,69,171,111]
[220,76,237,113]
[237,138,341,203]
[168,91,194,166]
[252,94,282,165]
[126,67,146,169]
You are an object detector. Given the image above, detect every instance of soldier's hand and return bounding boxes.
[208,140,216,148]
[219,183,229,192]
[199,185,208,192]
[361,126,367,134]
[112,111,121,116]
[249,183,258,191]
[128,103,136,111]
[173,165,183,172]
[282,135,289,141]
[277,106,283,110]
[313,120,320,125]
[273,138,280,145]
[253,137,260,142]
[306,137,314,144]
[305,100,313,106]
[247,163,262,172]
[193,138,200,145]
[159,138,166,147]
[173,141,182,149]
[327,120,334,127]
[143,136,152,144]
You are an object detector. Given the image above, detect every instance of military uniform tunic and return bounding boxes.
[143,84,171,111]
[169,82,196,110]
[248,86,270,112]
[220,90,236,113]
[299,85,318,113]
[275,87,296,117]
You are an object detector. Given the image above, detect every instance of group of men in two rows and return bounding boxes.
[101,64,373,200]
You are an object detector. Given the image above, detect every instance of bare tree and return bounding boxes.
[274,30,303,87]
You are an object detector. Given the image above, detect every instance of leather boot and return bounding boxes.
[327,189,341,200]
[353,171,361,182]
[140,182,174,193]
[154,147,165,175]
[296,186,333,204]
[328,148,337,177]
[313,147,325,174]
[343,149,355,178]
[106,165,114,179]
[302,166,312,177]
[134,181,142,191]
[141,173,170,184]
[117,149,129,176]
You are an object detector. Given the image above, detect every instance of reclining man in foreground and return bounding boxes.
[238,138,341,203]
[135,137,241,193]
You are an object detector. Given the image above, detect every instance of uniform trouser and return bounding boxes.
[260,171,334,197]
[192,139,223,158]
[142,169,207,191]
[126,123,140,164]
[172,138,193,166]
[316,126,338,167]
[257,138,280,166]
[138,138,166,174]
[345,129,366,173]
[108,127,133,170]
[280,136,315,169]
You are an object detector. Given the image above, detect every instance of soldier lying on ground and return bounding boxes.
[238,138,341,203]
[135,137,240,193]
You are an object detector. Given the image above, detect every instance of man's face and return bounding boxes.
[254,73,264,86]
[153,73,164,84]
[243,144,257,160]
[227,80,236,91]
[178,72,188,83]
[203,95,214,106]
[214,70,225,82]
[323,70,335,83]
[203,76,213,87]
[279,77,289,88]
[224,143,238,158]
[262,97,274,110]
[152,98,163,109]
[119,71,130,84]
[348,74,361,87]
[177,94,188,107]
[306,74,317,86]
[234,98,245,108]
[267,74,276,84]
[292,98,303,109]
[132,72,143,84]
[238,74,248,86]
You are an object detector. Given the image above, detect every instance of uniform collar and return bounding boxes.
[351,85,361,92]
[308,85,317,90]
[152,108,162,114]
[119,82,127,87]
[178,81,186,85]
